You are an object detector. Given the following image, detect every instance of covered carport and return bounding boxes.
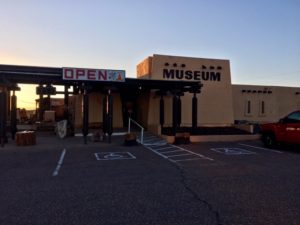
[0,64,202,147]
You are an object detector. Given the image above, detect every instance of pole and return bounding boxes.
[0,92,7,147]
[192,93,198,133]
[11,91,17,140]
[159,95,164,127]
[172,95,178,136]
[82,88,89,144]
[107,90,113,143]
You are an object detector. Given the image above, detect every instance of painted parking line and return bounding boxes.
[211,147,255,155]
[168,153,193,158]
[172,145,214,161]
[155,146,177,151]
[174,158,205,162]
[144,143,213,163]
[141,131,214,163]
[239,143,283,154]
[52,148,67,177]
[161,150,185,154]
[94,152,136,160]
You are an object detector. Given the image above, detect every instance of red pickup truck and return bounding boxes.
[260,111,300,148]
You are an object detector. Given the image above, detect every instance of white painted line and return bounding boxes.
[94,152,136,160]
[239,143,283,154]
[94,153,100,160]
[52,148,67,177]
[160,150,184,154]
[126,152,137,159]
[155,146,177,151]
[170,145,214,161]
[168,153,193,158]
[144,145,169,159]
[174,158,204,162]
[210,147,255,155]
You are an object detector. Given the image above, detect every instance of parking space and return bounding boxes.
[0,136,299,225]
[175,140,288,160]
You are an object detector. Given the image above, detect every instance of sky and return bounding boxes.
[0,0,299,109]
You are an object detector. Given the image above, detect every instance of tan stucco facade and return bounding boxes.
[137,54,235,128]
[233,85,300,123]
[73,93,123,129]
[72,54,300,133]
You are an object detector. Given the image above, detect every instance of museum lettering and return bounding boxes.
[163,69,221,81]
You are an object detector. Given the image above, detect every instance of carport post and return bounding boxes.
[159,95,164,128]
[177,95,182,128]
[38,84,43,121]
[102,95,107,141]
[64,85,69,119]
[192,93,198,133]
[0,91,7,147]
[172,95,178,136]
[82,87,89,144]
[107,89,113,143]
[11,91,17,140]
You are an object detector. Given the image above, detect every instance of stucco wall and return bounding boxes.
[138,54,235,127]
[74,93,123,129]
[137,57,152,79]
[233,85,300,123]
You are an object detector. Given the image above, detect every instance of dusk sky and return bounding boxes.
[0,0,299,108]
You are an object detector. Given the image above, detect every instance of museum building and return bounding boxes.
[0,54,300,144]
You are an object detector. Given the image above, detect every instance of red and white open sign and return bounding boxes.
[62,68,125,82]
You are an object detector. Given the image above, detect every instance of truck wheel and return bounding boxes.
[262,133,276,148]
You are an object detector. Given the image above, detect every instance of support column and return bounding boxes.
[7,90,11,121]
[64,85,69,119]
[38,84,43,121]
[0,91,7,147]
[102,95,108,141]
[192,93,198,134]
[102,89,113,143]
[172,95,178,136]
[159,95,164,128]
[107,90,113,143]
[11,91,17,140]
[82,87,89,144]
[177,96,182,128]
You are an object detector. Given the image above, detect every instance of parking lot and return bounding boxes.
[0,135,299,225]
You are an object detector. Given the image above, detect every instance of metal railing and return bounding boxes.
[128,117,144,144]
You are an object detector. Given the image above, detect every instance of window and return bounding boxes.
[286,111,300,123]
[247,101,251,114]
[245,100,252,116]
[259,101,266,116]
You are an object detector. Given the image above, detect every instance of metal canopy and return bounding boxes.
[0,64,202,93]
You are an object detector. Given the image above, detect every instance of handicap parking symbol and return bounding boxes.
[94,152,136,160]
[210,148,255,155]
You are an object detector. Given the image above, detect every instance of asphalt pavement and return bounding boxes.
[0,134,299,225]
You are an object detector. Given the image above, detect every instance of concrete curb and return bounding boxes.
[162,134,260,143]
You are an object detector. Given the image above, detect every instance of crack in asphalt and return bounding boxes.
[173,163,222,225]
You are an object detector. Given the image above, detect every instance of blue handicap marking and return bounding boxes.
[211,148,255,155]
[94,152,136,160]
